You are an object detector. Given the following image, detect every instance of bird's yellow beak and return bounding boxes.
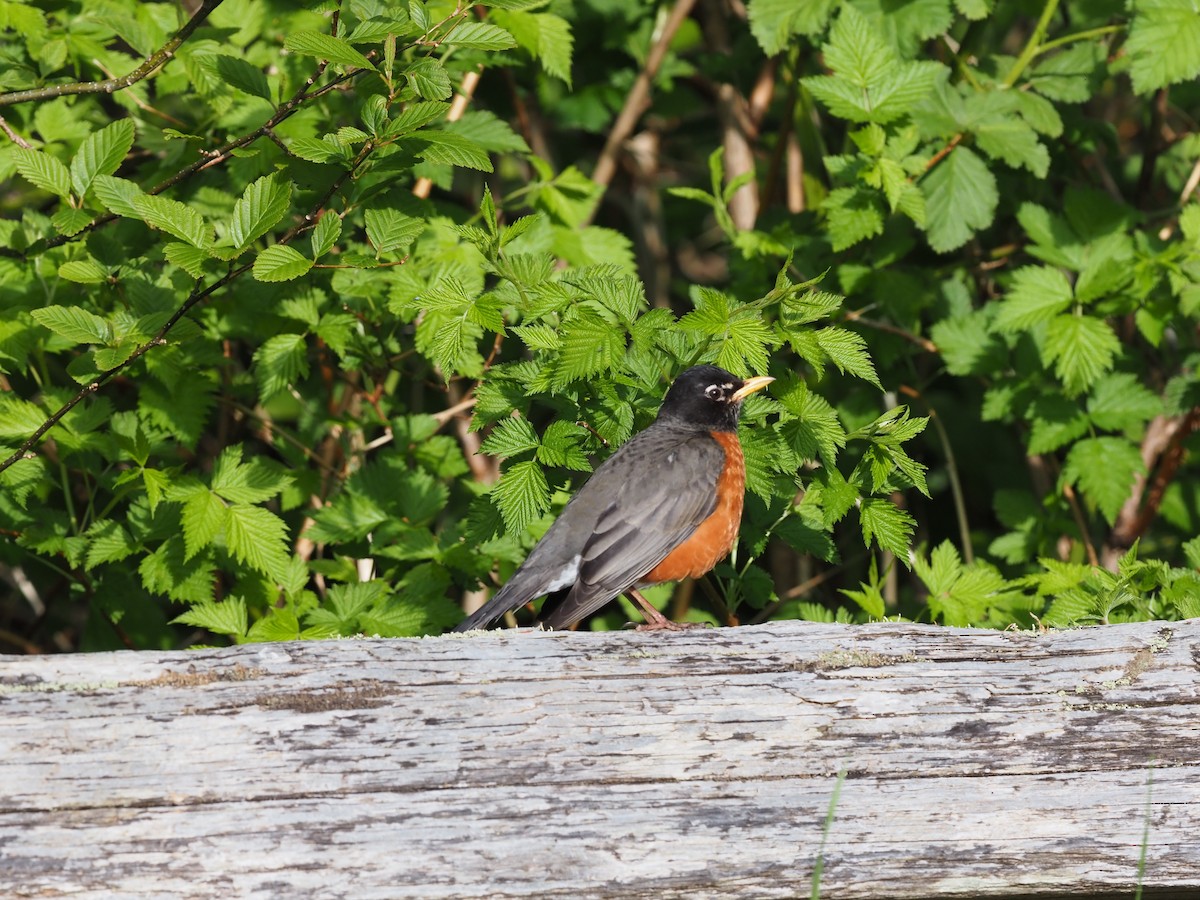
[731,375,775,402]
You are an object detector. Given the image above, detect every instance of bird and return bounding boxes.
[453,364,774,632]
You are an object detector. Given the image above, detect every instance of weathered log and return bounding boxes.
[2,620,1198,898]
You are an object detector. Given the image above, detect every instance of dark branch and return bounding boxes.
[0,0,225,108]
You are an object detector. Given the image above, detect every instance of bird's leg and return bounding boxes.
[626,588,709,631]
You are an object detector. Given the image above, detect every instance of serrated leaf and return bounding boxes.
[182,489,226,561]
[993,266,1074,332]
[284,31,375,69]
[1088,373,1161,432]
[51,207,94,236]
[30,305,111,344]
[164,242,213,279]
[83,518,136,569]
[480,416,540,459]
[1125,0,1200,94]
[491,458,550,535]
[445,20,516,49]
[1026,393,1089,455]
[91,175,144,217]
[288,136,345,163]
[132,194,211,248]
[212,448,292,504]
[859,497,915,560]
[171,597,248,638]
[200,54,272,101]
[225,504,291,581]
[253,333,309,400]
[821,186,885,251]
[69,119,134,196]
[814,327,880,387]
[57,259,109,284]
[748,0,836,54]
[1044,314,1120,396]
[405,129,493,172]
[1062,437,1144,524]
[13,148,72,198]
[310,213,342,259]
[229,174,292,251]
[365,208,423,256]
[921,146,997,253]
[554,310,624,385]
[405,58,452,99]
[253,244,312,282]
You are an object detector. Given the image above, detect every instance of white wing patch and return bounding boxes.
[544,554,582,592]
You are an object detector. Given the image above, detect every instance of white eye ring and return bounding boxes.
[705,385,723,400]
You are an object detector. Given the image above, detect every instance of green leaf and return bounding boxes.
[748,0,837,54]
[1043,314,1120,396]
[131,194,211,248]
[445,21,516,49]
[554,309,624,385]
[310,213,342,259]
[200,54,272,101]
[480,416,540,459]
[13,148,72,198]
[253,244,312,282]
[491,459,551,535]
[405,58,453,100]
[1026,394,1089,455]
[211,447,291,504]
[229,174,292,251]
[30,305,111,344]
[83,518,136,569]
[164,242,213,279]
[921,146,997,253]
[284,31,375,70]
[51,207,94,236]
[171,597,248,638]
[1125,0,1200,94]
[1062,437,1144,524]
[364,208,424,256]
[91,175,144,217]
[821,187,885,251]
[803,6,943,125]
[1088,373,1161,432]
[182,489,227,560]
[814,327,880,387]
[533,13,573,86]
[859,497,915,560]
[253,334,309,400]
[405,129,493,172]
[70,119,135,196]
[993,266,1074,332]
[225,504,292,581]
[57,259,109,284]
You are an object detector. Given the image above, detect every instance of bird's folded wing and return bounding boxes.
[539,433,723,628]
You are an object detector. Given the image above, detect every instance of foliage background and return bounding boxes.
[1,0,1199,653]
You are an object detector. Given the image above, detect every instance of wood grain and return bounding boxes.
[2,620,1199,898]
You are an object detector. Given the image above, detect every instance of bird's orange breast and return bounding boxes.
[642,430,745,583]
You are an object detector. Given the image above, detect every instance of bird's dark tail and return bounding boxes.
[450,583,523,632]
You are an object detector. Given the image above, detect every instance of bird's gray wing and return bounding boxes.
[538,432,723,629]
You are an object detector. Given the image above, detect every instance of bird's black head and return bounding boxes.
[656,365,775,433]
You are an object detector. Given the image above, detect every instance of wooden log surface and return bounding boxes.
[2,619,1199,898]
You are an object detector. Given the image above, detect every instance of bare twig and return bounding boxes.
[0,115,32,148]
[0,0,224,107]
[587,0,699,209]
[1103,410,1200,570]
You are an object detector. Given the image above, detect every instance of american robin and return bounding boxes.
[453,365,774,631]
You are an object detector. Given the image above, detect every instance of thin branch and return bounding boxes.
[1103,409,1200,570]
[900,385,972,564]
[1035,24,1122,56]
[587,0,699,214]
[0,0,225,108]
[0,115,32,148]
[1002,0,1062,87]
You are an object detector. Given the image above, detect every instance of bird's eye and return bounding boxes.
[705,385,723,400]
